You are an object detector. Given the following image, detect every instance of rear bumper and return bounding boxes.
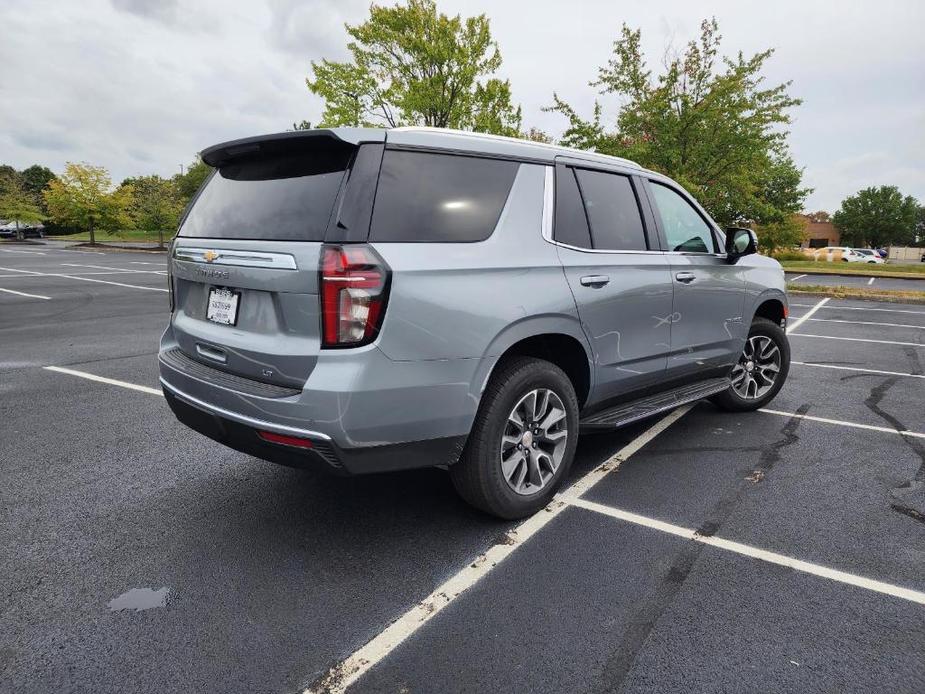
[158,339,478,474]
[162,382,466,475]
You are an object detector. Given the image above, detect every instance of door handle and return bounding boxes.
[675,271,696,284]
[580,275,610,288]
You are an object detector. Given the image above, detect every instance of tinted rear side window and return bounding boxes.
[370,150,518,242]
[179,151,350,241]
[554,166,592,249]
[574,169,647,251]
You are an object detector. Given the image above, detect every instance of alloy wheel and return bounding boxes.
[730,335,781,400]
[500,388,568,495]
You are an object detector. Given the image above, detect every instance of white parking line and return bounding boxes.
[61,263,166,274]
[807,318,925,330]
[759,408,925,439]
[789,274,807,281]
[791,303,925,316]
[0,266,167,292]
[130,261,166,266]
[570,498,925,606]
[306,405,695,694]
[786,297,829,334]
[0,270,154,278]
[43,366,163,396]
[791,361,925,379]
[790,334,924,348]
[868,277,876,285]
[0,248,45,255]
[0,287,51,300]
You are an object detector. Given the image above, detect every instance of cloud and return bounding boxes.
[111,0,178,24]
[0,0,922,212]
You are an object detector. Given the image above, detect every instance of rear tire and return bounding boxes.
[451,357,579,519]
[711,317,790,412]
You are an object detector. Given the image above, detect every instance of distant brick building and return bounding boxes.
[797,214,840,248]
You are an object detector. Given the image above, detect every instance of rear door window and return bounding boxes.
[554,166,592,249]
[178,151,350,241]
[370,150,519,242]
[573,169,648,251]
[649,182,718,253]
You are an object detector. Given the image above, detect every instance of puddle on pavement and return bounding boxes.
[107,587,170,611]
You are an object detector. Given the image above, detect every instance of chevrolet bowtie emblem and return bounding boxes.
[203,250,219,263]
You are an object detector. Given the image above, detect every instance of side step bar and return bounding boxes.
[580,377,730,431]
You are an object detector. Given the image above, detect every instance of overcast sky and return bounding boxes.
[1,0,922,211]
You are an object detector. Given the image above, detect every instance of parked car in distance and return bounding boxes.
[0,221,45,239]
[812,246,867,262]
[852,248,885,264]
[159,127,790,519]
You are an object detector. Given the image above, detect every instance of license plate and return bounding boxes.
[206,287,240,326]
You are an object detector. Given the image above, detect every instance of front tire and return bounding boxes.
[450,357,579,519]
[711,317,790,412]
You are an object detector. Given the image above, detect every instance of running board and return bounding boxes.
[580,377,730,431]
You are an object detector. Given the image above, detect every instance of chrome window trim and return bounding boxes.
[541,166,555,242]
[160,378,332,441]
[541,165,666,255]
[173,247,298,270]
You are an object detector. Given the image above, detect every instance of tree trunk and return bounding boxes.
[89,226,96,246]
[158,228,164,249]
[15,220,23,241]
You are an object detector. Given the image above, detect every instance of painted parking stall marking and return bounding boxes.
[0,266,167,292]
[306,405,695,694]
[791,361,925,380]
[0,286,51,300]
[569,498,925,606]
[786,297,829,334]
[43,366,163,396]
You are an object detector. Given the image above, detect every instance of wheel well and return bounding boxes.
[754,299,785,325]
[496,334,591,407]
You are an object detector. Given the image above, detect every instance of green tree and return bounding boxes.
[805,210,830,223]
[306,0,522,136]
[20,165,56,202]
[523,127,552,144]
[0,182,44,239]
[546,19,810,228]
[832,186,919,247]
[127,174,184,248]
[756,214,806,254]
[173,157,212,206]
[43,163,133,246]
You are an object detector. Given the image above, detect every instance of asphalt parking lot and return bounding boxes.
[786,270,925,292]
[2,240,924,694]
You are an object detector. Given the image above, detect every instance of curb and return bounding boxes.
[783,269,925,281]
[788,289,925,306]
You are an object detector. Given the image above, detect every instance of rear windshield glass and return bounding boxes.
[178,151,350,241]
[369,150,519,242]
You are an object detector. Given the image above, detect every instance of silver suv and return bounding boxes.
[159,127,789,519]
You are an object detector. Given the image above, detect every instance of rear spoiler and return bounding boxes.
[200,128,387,168]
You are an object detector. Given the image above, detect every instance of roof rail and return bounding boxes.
[391,126,641,169]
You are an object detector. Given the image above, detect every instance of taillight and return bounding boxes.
[320,244,390,348]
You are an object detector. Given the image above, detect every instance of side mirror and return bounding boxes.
[725,227,758,263]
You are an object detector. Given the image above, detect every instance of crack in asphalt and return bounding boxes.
[843,373,925,524]
[600,406,809,692]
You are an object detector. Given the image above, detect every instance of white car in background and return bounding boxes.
[851,248,885,264]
